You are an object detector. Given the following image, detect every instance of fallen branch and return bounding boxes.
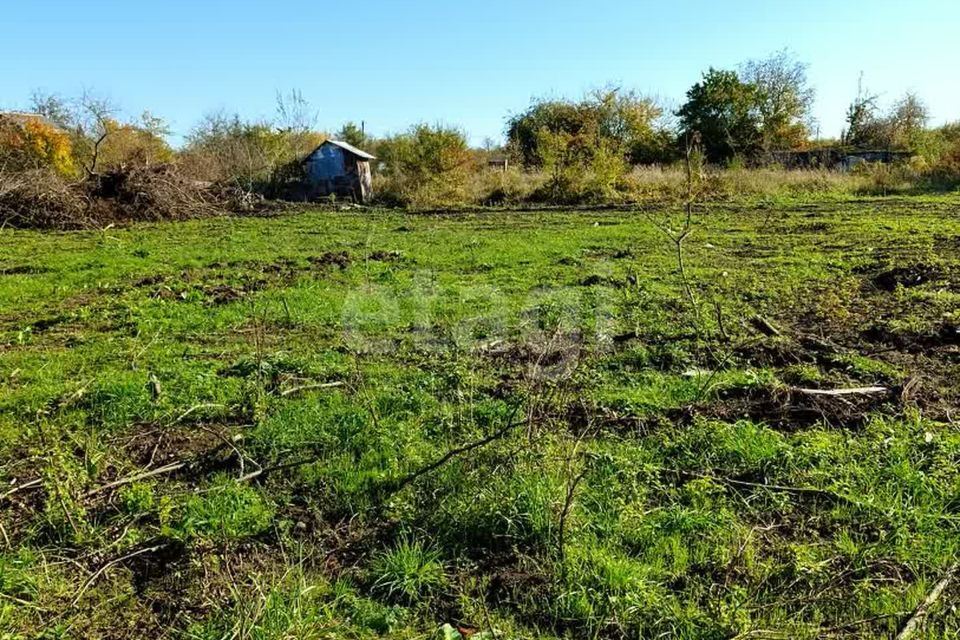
[279,381,344,397]
[236,456,324,483]
[895,562,959,640]
[749,314,781,337]
[83,461,185,498]
[818,611,912,634]
[1,478,42,502]
[671,468,863,506]
[380,407,525,497]
[170,403,225,425]
[71,543,167,606]
[793,386,888,397]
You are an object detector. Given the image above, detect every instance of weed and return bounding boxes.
[176,477,273,541]
[370,537,448,604]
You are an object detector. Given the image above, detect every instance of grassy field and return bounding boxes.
[2,196,960,639]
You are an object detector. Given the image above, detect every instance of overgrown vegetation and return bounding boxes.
[2,50,959,226]
[2,195,959,638]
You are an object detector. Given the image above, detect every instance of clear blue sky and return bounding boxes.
[2,0,957,145]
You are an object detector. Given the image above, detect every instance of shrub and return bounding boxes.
[0,116,77,177]
[469,166,542,205]
[506,89,671,169]
[96,114,174,170]
[374,124,473,207]
[180,112,325,192]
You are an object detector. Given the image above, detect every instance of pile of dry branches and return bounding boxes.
[0,168,91,229]
[0,164,270,230]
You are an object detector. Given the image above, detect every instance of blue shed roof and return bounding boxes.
[317,139,376,160]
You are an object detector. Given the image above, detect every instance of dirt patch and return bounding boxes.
[368,250,407,263]
[308,251,351,269]
[118,421,245,482]
[488,566,549,606]
[707,384,897,430]
[0,264,50,276]
[581,246,632,260]
[30,315,69,333]
[870,264,942,291]
[134,274,167,287]
[734,337,815,368]
[861,321,960,352]
[580,274,619,287]
[126,538,193,603]
[477,333,583,380]
[134,258,325,304]
[797,221,832,233]
[204,283,256,305]
[580,274,605,286]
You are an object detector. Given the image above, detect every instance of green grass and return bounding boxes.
[1,195,960,638]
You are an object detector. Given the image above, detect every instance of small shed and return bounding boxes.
[303,140,376,203]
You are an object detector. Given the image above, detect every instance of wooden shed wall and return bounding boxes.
[302,143,372,202]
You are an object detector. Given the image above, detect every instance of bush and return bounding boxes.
[926,123,960,187]
[469,166,543,205]
[0,116,77,177]
[180,112,325,193]
[507,89,672,169]
[96,115,174,170]
[373,124,473,207]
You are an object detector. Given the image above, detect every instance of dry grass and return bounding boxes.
[374,163,954,209]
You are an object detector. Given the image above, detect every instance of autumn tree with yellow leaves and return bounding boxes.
[0,115,78,177]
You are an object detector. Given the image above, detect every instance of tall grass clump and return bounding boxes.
[369,537,447,603]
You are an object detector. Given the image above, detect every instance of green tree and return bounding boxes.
[677,68,763,163]
[375,124,472,206]
[506,99,594,168]
[739,50,815,151]
[336,122,368,148]
[886,92,929,150]
[506,89,670,168]
[843,82,929,151]
[843,77,883,148]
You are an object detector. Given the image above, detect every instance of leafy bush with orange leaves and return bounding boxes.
[0,116,78,177]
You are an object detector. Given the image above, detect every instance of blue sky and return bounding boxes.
[2,0,957,145]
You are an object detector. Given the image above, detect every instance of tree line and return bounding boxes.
[2,50,959,212]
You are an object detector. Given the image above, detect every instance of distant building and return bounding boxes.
[766,147,913,171]
[838,150,914,171]
[302,140,376,203]
[0,111,65,131]
[487,157,509,171]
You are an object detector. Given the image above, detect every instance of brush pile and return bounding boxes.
[0,164,270,229]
